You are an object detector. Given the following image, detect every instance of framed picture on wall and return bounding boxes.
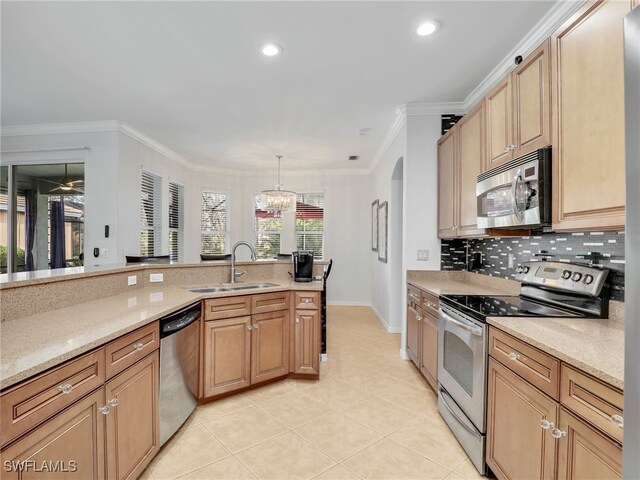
[371,200,379,251]
[378,201,388,263]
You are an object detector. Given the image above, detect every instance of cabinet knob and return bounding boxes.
[58,383,73,395]
[296,318,300,323]
[107,398,119,408]
[611,415,624,428]
[551,428,567,439]
[99,405,111,415]
[253,323,259,329]
[303,298,310,304]
[507,352,521,361]
[246,324,253,330]
[540,420,554,430]
[133,342,144,351]
[416,315,422,321]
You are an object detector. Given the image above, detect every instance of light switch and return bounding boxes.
[417,249,429,261]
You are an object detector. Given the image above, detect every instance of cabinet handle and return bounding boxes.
[504,146,510,153]
[246,324,253,330]
[295,318,300,323]
[303,298,310,304]
[58,383,73,395]
[99,405,111,415]
[107,398,119,408]
[507,352,521,361]
[410,293,419,300]
[416,315,422,321]
[132,342,144,351]
[253,323,259,329]
[611,415,624,428]
[510,144,517,151]
[540,420,554,430]
[551,428,567,439]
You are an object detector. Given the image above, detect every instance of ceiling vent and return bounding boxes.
[348,155,360,161]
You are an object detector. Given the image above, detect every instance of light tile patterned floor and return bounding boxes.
[143,306,480,480]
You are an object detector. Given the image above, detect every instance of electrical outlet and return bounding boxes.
[417,249,429,261]
[127,275,137,286]
[99,248,109,258]
[149,273,164,283]
[508,254,516,269]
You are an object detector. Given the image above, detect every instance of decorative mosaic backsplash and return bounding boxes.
[441,114,464,135]
[441,232,626,301]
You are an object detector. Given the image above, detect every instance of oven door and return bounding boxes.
[438,305,487,432]
[476,159,542,229]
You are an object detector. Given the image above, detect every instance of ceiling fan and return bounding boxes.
[37,165,84,194]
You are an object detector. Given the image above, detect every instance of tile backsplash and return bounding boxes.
[441,232,625,301]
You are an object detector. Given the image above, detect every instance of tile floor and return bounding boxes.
[142,306,481,480]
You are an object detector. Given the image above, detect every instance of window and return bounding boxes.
[254,194,282,259]
[201,191,229,254]
[168,182,184,262]
[296,193,324,259]
[140,170,161,256]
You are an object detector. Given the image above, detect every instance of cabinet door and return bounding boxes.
[456,101,486,237]
[0,389,106,480]
[551,0,629,231]
[487,358,558,480]
[513,39,551,155]
[406,305,421,367]
[292,309,320,375]
[251,311,290,384]
[105,352,159,480]
[419,314,438,391]
[485,76,514,169]
[202,317,252,398]
[437,130,457,238]
[556,408,622,480]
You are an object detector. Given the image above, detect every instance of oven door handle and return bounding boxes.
[440,309,483,336]
[511,170,524,222]
[439,387,483,440]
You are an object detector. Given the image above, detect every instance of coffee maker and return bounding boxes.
[292,251,314,282]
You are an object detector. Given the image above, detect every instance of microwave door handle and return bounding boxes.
[440,309,483,336]
[511,170,524,222]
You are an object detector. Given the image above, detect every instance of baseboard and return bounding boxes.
[327,301,372,307]
[370,305,402,334]
[399,348,409,361]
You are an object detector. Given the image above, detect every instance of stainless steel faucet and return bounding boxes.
[231,241,256,283]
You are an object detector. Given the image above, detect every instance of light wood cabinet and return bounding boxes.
[202,316,252,397]
[0,388,106,480]
[437,130,457,238]
[251,311,290,384]
[513,39,551,154]
[485,76,514,168]
[551,0,629,231]
[406,304,421,367]
[105,352,159,480]
[487,358,558,480]
[292,309,320,375]
[105,322,158,379]
[557,408,622,480]
[419,312,438,391]
[406,286,438,392]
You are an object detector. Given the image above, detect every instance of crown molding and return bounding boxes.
[368,111,407,175]
[1,121,121,137]
[463,0,586,109]
[398,102,466,117]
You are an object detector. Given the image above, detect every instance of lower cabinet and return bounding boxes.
[406,304,421,367]
[406,287,439,392]
[251,311,290,384]
[292,309,320,375]
[0,351,160,480]
[419,313,438,391]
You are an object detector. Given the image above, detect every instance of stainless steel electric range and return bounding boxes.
[437,261,610,475]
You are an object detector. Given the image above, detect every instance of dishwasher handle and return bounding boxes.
[160,303,201,338]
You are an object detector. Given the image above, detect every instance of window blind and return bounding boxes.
[140,170,161,256]
[201,191,229,254]
[168,182,184,262]
[254,194,281,259]
[296,193,324,259]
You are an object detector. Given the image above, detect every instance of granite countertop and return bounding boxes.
[407,278,518,297]
[0,280,323,390]
[487,316,624,390]
[406,270,520,297]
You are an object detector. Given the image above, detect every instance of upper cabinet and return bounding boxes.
[485,77,514,169]
[551,0,630,231]
[437,130,457,238]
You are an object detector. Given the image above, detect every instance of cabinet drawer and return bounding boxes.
[407,286,421,305]
[105,322,159,379]
[420,291,439,318]
[489,328,560,400]
[294,291,320,310]
[0,349,105,447]
[252,292,290,314]
[204,296,251,320]
[560,364,624,443]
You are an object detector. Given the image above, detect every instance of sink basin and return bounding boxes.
[188,282,279,293]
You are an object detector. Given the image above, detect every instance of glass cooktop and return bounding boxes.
[440,295,584,322]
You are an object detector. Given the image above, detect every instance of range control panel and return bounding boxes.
[514,261,609,296]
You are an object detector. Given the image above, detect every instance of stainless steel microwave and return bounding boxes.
[476,147,551,229]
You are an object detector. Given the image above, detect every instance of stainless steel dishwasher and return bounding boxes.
[159,302,201,446]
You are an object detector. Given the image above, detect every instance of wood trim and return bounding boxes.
[204,296,251,320]
[489,328,560,400]
[105,322,159,380]
[251,291,290,315]
[560,364,624,443]
[0,349,105,447]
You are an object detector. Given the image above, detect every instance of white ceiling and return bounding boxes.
[1,1,556,171]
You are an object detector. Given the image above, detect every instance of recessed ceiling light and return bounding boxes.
[262,44,282,57]
[416,20,440,37]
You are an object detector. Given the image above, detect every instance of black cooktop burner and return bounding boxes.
[440,294,585,322]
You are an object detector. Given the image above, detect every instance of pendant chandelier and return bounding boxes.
[259,155,296,216]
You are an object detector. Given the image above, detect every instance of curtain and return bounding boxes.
[50,199,66,269]
[24,190,37,271]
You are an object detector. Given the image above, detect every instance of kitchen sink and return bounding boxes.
[187,282,279,293]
